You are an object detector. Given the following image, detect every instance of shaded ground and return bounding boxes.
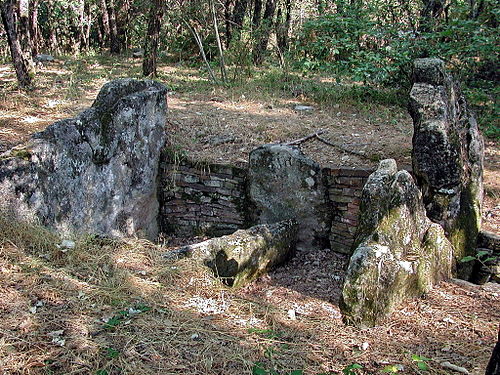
[1,219,499,375]
[0,56,499,374]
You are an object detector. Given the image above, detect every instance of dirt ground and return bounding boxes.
[0,57,499,375]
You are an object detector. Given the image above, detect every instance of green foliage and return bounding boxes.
[411,354,431,371]
[342,363,363,375]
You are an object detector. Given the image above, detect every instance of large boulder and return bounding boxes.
[340,159,454,328]
[409,58,484,268]
[0,79,168,239]
[164,220,298,287]
[248,144,330,249]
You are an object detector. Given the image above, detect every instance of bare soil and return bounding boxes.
[0,57,499,375]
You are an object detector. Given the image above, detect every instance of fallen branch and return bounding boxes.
[285,130,325,145]
[315,134,370,159]
[285,129,371,160]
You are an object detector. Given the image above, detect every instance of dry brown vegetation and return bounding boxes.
[0,56,499,375]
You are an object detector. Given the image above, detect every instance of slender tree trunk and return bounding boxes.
[100,0,110,47]
[1,0,32,88]
[46,0,58,52]
[183,18,218,83]
[29,0,40,56]
[252,0,275,64]
[228,0,249,46]
[108,0,120,53]
[252,0,262,29]
[211,0,227,82]
[276,0,291,53]
[142,0,164,77]
[18,0,34,70]
[224,0,232,47]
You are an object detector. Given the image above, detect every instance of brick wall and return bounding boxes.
[324,168,373,254]
[159,157,250,237]
[159,155,375,255]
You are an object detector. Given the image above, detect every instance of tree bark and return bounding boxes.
[228,0,249,46]
[1,0,32,88]
[224,0,232,47]
[18,0,34,70]
[108,0,120,53]
[29,0,40,56]
[142,0,164,77]
[276,0,291,53]
[100,0,110,47]
[252,0,262,29]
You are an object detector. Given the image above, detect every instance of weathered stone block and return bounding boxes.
[409,58,484,270]
[164,220,298,287]
[249,144,330,249]
[0,79,168,239]
[340,159,454,328]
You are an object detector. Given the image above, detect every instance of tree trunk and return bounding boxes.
[252,0,262,29]
[29,0,40,56]
[276,0,291,53]
[108,0,120,53]
[224,0,232,47]
[183,18,218,83]
[18,0,34,70]
[211,0,227,82]
[142,0,164,77]
[252,0,275,64]
[100,0,110,47]
[229,0,249,46]
[1,0,32,88]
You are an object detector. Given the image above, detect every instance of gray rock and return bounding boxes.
[340,159,454,328]
[294,105,314,111]
[35,54,54,62]
[0,79,168,240]
[478,231,500,252]
[132,49,144,58]
[164,220,298,287]
[248,144,330,249]
[409,58,484,271]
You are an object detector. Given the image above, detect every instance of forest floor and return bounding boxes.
[0,55,499,375]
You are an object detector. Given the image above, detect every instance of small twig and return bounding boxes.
[285,130,326,146]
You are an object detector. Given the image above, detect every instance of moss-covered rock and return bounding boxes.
[340,159,454,328]
[166,220,298,287]
[409,58,484,277]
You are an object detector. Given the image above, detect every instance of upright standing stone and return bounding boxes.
[409,58,484,268]
[340,159,454,328]
[0,79,168,239]
[249,144,330,249]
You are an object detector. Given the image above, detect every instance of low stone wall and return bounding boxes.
[159,154,375,254]
[325,168,373,254]
[159,156,250,237]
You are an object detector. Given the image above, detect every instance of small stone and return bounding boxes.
[293,105,314,111]
[60,240,75,250]
[287,309,297,320]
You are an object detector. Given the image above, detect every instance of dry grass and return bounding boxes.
[0,215,499,375]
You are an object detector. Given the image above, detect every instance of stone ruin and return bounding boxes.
[0,59,494,328]
[0,79,168,239]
